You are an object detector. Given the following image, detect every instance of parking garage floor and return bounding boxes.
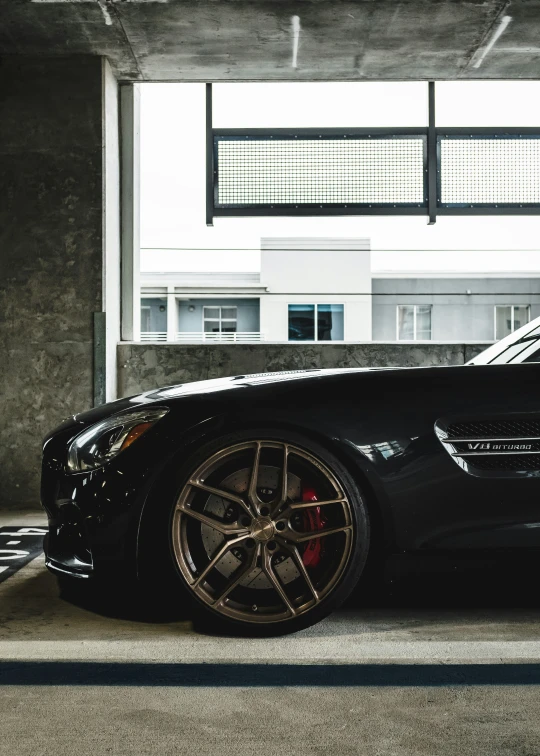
[2,511,540,756]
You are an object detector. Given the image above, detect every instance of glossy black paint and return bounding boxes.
[41,363,540,581]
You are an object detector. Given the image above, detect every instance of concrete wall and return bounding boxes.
[372,279,540,341]
[0,57,119,507]
[118,342,487,397]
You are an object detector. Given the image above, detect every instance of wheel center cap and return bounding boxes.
[250,516,275,542]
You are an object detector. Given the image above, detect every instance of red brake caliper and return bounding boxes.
[302,486,325,568]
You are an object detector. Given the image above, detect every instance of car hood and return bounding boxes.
[46,366,408,442]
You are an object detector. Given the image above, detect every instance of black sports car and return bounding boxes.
[42,317,540,635]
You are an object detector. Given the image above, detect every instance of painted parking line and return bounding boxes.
[0,527,47,583]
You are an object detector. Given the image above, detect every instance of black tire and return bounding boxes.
[166,428,370,636]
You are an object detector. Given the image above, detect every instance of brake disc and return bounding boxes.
[200,465,302,587]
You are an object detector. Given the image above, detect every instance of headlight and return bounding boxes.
[66,407,169,473]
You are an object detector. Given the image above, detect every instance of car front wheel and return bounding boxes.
[169,431,370,635]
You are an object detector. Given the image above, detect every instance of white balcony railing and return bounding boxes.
[140,331,167,342]
[176,332,265,343]
[140,331,264,343]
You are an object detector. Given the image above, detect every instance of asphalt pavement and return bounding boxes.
[1,509,540,756]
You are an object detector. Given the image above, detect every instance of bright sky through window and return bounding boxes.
[140,82,540,274]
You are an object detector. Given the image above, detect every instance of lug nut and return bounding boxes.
[275,521,286,531]
[245,538,256,549]
[241,516,251,527]
[267,541,277,551]
[260,506,270,516]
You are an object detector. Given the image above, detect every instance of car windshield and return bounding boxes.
[468,316,540,365]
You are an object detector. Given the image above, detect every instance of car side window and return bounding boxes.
[522,346,540,363]
[489,342,534,364]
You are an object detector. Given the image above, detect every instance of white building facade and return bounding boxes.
[140,238,540,344]
[259,238,371,342]
[141,237,372,342]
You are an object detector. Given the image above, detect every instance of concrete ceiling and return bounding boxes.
[1,0,540,81]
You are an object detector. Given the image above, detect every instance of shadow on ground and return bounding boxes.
[57,551,540,631]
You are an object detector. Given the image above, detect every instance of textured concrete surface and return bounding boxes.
[1,0,540,81]
[1,511,540,755]
[0,57,106,507]
[118,342,487,396]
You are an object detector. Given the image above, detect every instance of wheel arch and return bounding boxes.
[135,411,395,582]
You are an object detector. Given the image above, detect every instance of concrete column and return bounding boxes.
[120,85,141,343]
[103,61,121,403]
[0,56,121,508]
[166,287,177,341]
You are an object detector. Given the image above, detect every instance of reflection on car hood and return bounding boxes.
[145,368,372,400]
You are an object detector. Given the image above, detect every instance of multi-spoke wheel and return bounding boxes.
[170,432,369,635]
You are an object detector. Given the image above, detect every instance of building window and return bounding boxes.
[203,305,237,333]
[288,304,344,341]
[494,305,530,340]
[397,305,432,340]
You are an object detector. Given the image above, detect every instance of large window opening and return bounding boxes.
[138,81,540,347]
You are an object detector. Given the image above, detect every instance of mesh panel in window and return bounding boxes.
[216,137,426,206]
[440,137,540,205]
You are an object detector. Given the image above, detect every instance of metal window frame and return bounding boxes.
[287,303,345,342]
[396,304,432,341]
[288,303,316,342]
[437,130,540,214]
[316,303,345,342]
[203,304,238,333]
[206,82,540,224]
[212,129,429,217]
[494,304,531,341]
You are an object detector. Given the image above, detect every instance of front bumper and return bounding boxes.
[40,425,152,581]
[40,396,225,582]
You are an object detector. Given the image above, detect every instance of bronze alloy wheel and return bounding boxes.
[171,439,359,627]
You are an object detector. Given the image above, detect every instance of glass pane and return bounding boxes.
[495,306,512,340]
[213,82,428,129]
[522,345,540,363]
[140,298,167,333]
[288,304,315,341]
[221,320,237,333]
[415,306,432,340]
[141,307,151,332]
[220,307,237,320]
[397,306,414,340]
[204,321,219,333]
[436,82,540,128]
[317,304,344,341]
[490,341,534,364]
[203,307,220,319]
[513,306,530,332]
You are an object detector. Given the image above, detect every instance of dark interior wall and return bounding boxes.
[0,57,106,508]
